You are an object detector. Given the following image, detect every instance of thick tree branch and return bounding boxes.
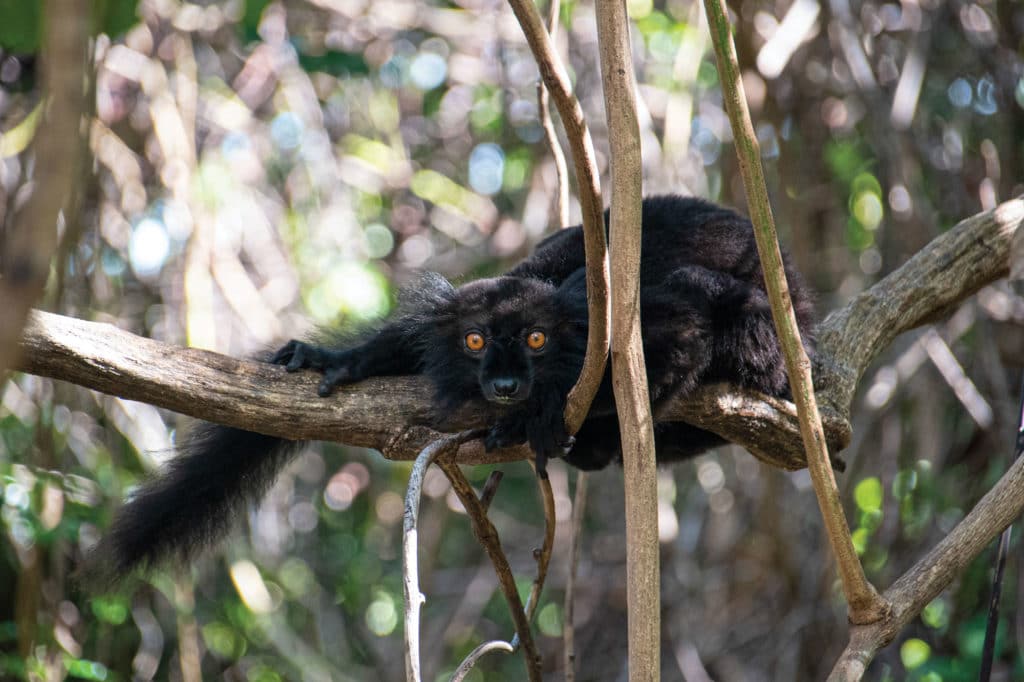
[817,197,1024,414]
[10,201,1019,471]
[14,309,846,468]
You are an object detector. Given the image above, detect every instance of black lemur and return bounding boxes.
[93,195,815,580]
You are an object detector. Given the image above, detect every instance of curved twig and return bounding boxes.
[403,432,476,682]
[451,640,515,681]
[505,0,609,436]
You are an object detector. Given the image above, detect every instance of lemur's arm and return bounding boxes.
[272,320,424,396]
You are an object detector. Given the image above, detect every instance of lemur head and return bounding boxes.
[411,274,587,408]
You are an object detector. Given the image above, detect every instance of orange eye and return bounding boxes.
[465,332,486,351]
[526,330,547,350]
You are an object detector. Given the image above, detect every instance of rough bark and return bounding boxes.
[594,0,660,678]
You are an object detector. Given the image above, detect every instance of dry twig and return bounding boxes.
[438,461,542,681]
[563,471,588,682]
[701,0,886,625]
[402,432,475,682]
[512,466,556,649]
[593,0,660,677]
[505,0,609,436]
[451,640,515,681]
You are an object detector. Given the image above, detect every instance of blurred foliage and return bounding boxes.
[1,0,1024,680]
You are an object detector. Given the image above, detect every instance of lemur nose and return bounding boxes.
[492,378,519,397]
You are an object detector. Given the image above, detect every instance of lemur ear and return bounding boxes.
[398,272,456,314]
[554,269,588,318]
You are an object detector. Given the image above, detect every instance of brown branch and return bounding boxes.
[536,0,569,230]
[512,466,556,649]
[594,0,660,677]
[817,198,1024,415]
[10,202,1019,472]
[563,471,588,682]
[15,309,844,468]
[828,453,1024,680]
[0,1,90,374]
[438,462,542,682]
[702,0,886,624]
[505,0,609,436]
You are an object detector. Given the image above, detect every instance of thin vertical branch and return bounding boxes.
[439,461,543,682]
[701,0,887,625]
[979,376,1024,682]
[512,467,556,650]
[537,0,570,228]
[594,0,659,679]
[563,471,588,682]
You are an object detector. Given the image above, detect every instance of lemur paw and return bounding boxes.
[271,340,327,371]
[484,417,527,452]
[270,341,355,396]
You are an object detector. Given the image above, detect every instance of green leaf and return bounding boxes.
[241,0,271,42]
[0,0,139,52]
[0,100,43,158]
[63,657,109,681]
[900,638,931,670]
[90,595,129,625]
[854,477,883,513]
[537,602,563,637]
[95,0,139,39]
[892,469,918,499]
[922,598,949,629]
[851,527,869,555]
[298,50,369,77]
[0,0,42,52]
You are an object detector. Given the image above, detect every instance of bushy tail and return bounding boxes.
[86,424,301,585]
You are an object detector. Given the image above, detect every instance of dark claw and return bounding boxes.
[535,452,549,480]
[270,340,300,366]
[485,419,526,452]
[285,347,307,372]
[318,366,351,396]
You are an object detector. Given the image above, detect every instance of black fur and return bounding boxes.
[92,195,814,579]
